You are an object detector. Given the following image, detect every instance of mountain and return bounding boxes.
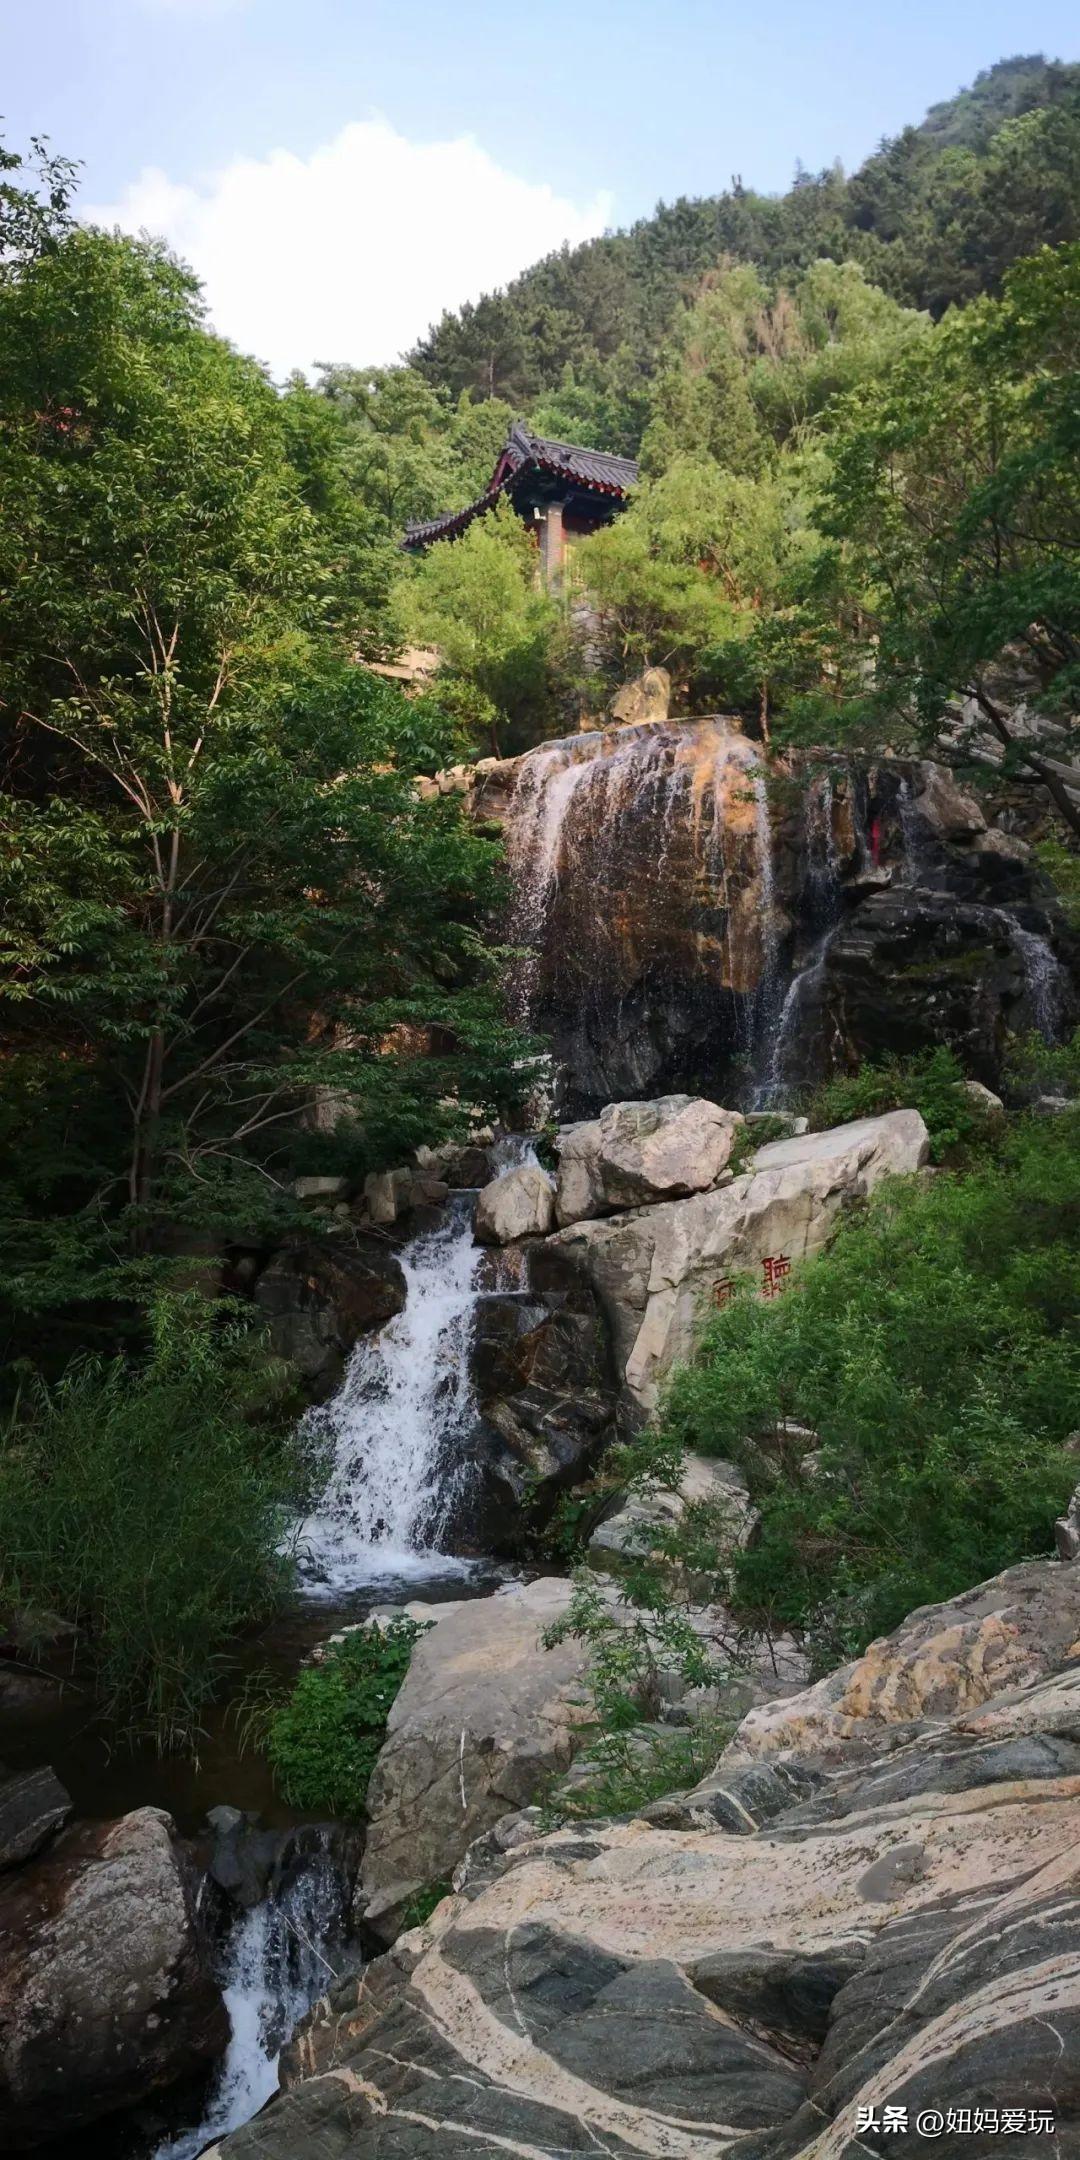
[409,55,1080,411]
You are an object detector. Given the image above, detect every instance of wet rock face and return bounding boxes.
[809,887,1077,1087]
[0,1769,72,1873]
[0,1807,225,2150]
[465,1240,619,1545]
[252,1237,407,1399]
[476,723,1077,1110]
[224,1561,1080,2160]
[477,717,776,1110]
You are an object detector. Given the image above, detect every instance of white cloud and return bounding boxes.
[84,119,613,380]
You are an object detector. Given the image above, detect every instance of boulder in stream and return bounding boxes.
[357,1578,591,1942]
[0,1805,225,2149]
[474,1163,556,1244]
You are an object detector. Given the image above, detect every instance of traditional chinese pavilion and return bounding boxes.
[402,421,638,588]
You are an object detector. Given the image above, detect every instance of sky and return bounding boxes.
[4,0,1078,380]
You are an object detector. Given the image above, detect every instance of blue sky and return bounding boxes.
[5,0,1077,376]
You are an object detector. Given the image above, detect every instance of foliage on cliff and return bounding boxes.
[662,1110,1080,1669]
[380,62,1080,822]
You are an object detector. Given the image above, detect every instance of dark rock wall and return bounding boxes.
[475,721,1079,1109]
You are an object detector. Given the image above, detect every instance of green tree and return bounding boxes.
[820,241,1080,834]
[0,227,523,1337]
[394,497,569,753]
[1,132,78,272]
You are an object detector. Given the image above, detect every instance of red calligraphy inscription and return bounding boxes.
[761,1253,791,1298]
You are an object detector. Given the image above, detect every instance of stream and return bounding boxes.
[6,1162,531,2160]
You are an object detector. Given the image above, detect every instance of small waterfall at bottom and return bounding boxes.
[297,1195,487,1594]
[156,1837,349,2160]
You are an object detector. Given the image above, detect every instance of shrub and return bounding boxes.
[265,1618,426,1815]
[1005,1025,1080,1102]
[662,1112,1080,1669]
[804,1045,993,1161]
[0,1298,313,1747]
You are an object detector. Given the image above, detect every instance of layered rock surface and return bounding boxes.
[218,1562,1080,2159]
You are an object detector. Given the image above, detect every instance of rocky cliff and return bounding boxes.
[470,718,1077,1111]
[214,1557,1080,2159]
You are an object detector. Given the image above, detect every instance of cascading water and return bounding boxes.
[500,719,774,1102]
[754,772,842,1107]
[505,737,606,1024]
[296,1197,485,1594]
[1009,923,1067,1040]
[156,1840,348,2160]
[897,780,1067,1043]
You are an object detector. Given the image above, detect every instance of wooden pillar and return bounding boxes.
[538,502,565,591]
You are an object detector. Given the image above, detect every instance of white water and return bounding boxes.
[505,739,604,1023]
[156,1846,345,2160]
[752,770,836,1107]
[296,1196,485,1594]
[1010,922,1067,1040]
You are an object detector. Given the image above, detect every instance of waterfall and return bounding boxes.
[296,1197,484,1594]
[500,719,773,1102]
[1010,923,1067,1040]
[156,1840,347,2160]
[753,770,840,1107]
[505,737,605,1023]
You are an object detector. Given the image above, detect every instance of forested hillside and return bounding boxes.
[1,46,1078,1784]
[410,55,1080,431]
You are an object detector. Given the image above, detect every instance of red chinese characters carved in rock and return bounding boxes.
[761,1253,791,1298]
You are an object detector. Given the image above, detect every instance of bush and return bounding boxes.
[662,1112,1080,1669]
[804,1045,993,1161]
[265,1618,425,1815]
[1006,1025,1080,1102]
[0,1298,313,1747]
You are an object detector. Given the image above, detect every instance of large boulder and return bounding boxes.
[609,664,671,726]
[474,1164,556,1245]
[588,1451,755,1570]
[358,1579,590,1941]
[226,1586,1080,2160]
[726,1556,1080,1764]
[554,1110,930,1412]
[0,1770,72,1873]
[467,1242,619,1546]
[253,1236,406,1398]
[0,1807,225,2149]
[555,1094,742,1227]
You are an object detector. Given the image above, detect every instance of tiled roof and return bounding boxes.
[403,422,638,548]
